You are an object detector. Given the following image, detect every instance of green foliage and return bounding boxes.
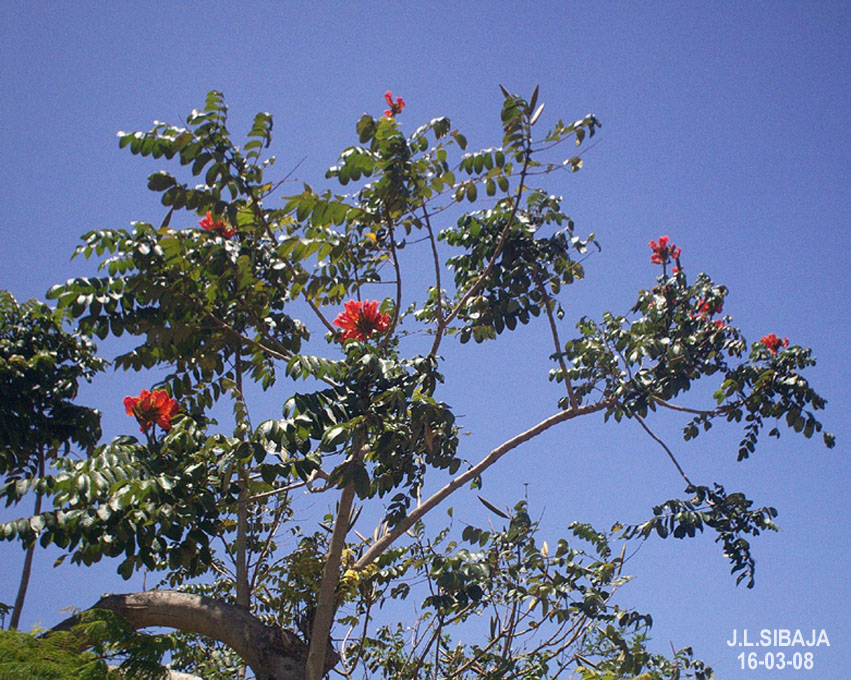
[355,502,712,679]
[0,291,103,478]
[1,420,225,576]
[0,607,179,680]
[621,484,778,588]
[0,87,833,679]
[575,632,713,680]
[435,193,597,343]
[259,346,460,525]
[556,271,833,457]
[0,627,108,680]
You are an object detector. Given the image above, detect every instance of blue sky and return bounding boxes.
[1,2,849,677]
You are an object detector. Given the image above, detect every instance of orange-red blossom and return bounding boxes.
[649,235,682,266]
[199,211,235,238]
[760,333,789,355]
[333,300,390,342]
[124,389,180,433]
[384,91,405,118]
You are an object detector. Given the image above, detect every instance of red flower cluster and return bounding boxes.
[649,235,682,266]
[692,298,724,329]
[199,211,235,238]
[695,298,722,317]
[333,300,391,342]
[760,333,789,355]
[124,389,180,433]
[384,91,405,118]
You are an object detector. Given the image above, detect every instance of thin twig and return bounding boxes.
[632,412,693,486]
[652,397,724,417]
[249,501,288,591]
[380,219,403,352]
[531,268,577,408]
[422,204,444,325]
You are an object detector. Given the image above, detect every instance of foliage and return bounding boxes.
[0,291,103,479]
[0,626,108,680]
[0,87,835,680]
[0,608,178,680]
[1,291,105,629]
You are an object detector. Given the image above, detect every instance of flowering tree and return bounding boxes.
[0,88,834,680]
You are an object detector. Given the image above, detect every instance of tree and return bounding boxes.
[0,292,103,630]
[0,88,833,680]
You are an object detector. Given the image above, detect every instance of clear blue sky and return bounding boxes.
[1,3,848,677]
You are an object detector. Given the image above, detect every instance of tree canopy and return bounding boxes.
[0,87,833,680]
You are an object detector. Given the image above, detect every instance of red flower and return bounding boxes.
[124,389,180,433]
[693,297,723,319]
[649,235,682,266]
[333,300,391,342]
[199,211,235,238]
[760,333,789,355]
[384,91,405,118]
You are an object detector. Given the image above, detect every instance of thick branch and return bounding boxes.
[354,399,609,570]
[108,665,202,680]
[52,591,335,680]
[305,481,357,680]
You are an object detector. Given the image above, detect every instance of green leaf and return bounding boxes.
[322,424,349,450]
[466,182,477,203]
[352,463,370,498]
[477,495,509,519]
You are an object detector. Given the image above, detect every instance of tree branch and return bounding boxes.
[531,268,577,408]
[306,443,366,680]
[51,590,336,680]
[652,397,725,417]
[379,220,404,353]
[107,665,203,680]
[422,205,444,325]
[305,481,356,680]
[632,412,693,486]
[355,399,609,570]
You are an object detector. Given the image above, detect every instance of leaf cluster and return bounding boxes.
[0,291,103,478]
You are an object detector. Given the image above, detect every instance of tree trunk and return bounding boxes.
[10,451,45,630]
[52,591,338,680]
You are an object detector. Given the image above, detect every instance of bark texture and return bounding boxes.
[53,590,338,680]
